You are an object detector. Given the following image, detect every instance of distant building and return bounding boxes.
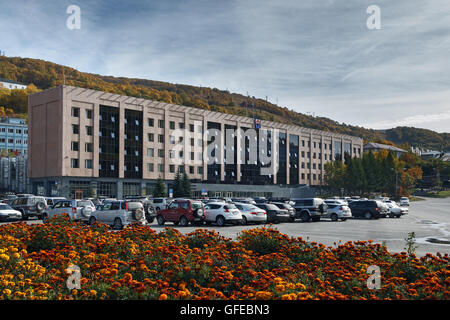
[363,142,407,158]
[0,118,28,156]
[420,151,450,161]
[0,78,27,90]
[0,155,30,193]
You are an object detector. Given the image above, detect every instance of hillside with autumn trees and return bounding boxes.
[0,56,448,151]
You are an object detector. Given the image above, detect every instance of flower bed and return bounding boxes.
[0,215,449,300]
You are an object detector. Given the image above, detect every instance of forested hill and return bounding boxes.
[0,56,448,151]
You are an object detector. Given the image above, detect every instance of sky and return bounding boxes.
[1,0,449,133]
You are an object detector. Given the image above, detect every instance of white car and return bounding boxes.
[234,202,267,224]
[400,197,410,206]
[204,202,243,226]
[0,203,22,221]
[43,199,96,222]
[89,200,146,230]
[385,201,408,218]
[151,198,171,212]
[324,200,352,221]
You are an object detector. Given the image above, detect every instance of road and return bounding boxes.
[1,197,449,256]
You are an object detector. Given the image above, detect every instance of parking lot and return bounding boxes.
[1,197,449,257]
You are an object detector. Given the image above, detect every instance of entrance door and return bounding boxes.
[74,190,83,200]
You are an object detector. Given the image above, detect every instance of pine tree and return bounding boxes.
[182,173,192,198]
[153,177,166,197]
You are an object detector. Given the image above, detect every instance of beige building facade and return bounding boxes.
[28,85,363,198]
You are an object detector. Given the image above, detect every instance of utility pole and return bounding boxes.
[391,168,398,199]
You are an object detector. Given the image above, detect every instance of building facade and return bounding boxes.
[0,118,28,156]
[0,78,27,90]
[0,155,29,193]
[28,85,363,198]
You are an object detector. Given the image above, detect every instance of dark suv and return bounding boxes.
[254,203,291,223]
[292,198,327,222]
[10,196,47,220]
[348,200,387,219]
[157,199,205,226]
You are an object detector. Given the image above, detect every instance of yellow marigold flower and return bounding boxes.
[2,289,11,296]
[90,290,97,296]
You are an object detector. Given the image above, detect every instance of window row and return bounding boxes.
[0,128,28,134]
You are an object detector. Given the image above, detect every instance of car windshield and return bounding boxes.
[265,204,279,210]
[0,204,13,210]
[192,202,202,209]
[77,200,93,207]
[126,202,143,210]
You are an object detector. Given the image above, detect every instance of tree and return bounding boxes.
[173,172,183,197]
[182,173,192,198]
[153,177,166,197]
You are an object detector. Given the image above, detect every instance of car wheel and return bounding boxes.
[88,216,96,225]
[216,216,225,227]
[156,215,165,226]
[396,215,401,218]
[173,221,179,226]
[331,213,338,222]
[389,213,395,218]
[300,211,310,222]
[364,211,373,220]
[242,216,248,225]
[341,218,347,222]
[113,218,123,230]
[179,216,189,227]
[312,216,321,222]
[147,217,155,224]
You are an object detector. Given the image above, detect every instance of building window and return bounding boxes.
[169,121,175,130]
[198,167,203,174]
[86,126,93,136]
[147,163,154,172]
[147,148,154,157]
[158,120,164,128]
[190,138,195,147]
[169,135,175,144]
[72,107,80,117]
[71,158,79,168]
[158,134,164,143]
[8,139,13,143]
[8,128,13,133]
[189,124,194,132]
[169,165,175,173]
[71,141,79,151]
[85,159,93,169]
[16,129,22,134]
[189,166,194,174]
[148,118,154,127]
[86,109,93,119]
[72,124,79,135]
[158,164,164,173]
[179,123,185,129]
[148,133,154,142]
[85,143,93,152]
[169,150,175,159]
[158,149,164,158]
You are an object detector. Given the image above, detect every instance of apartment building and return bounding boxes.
[0,117,28,156]
[28,85,363,198]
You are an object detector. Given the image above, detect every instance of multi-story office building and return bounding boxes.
[28,85,363,198]
[0,118,28,156]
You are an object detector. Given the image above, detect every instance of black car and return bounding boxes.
[348,200,387,219]
[255,203,291,223]
[270,202,295,221]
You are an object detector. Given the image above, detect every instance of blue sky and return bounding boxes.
[1,0,449,133]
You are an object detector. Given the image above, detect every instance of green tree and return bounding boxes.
[153,177,166,197]
[182,173,192,198]
[173,172,183,197]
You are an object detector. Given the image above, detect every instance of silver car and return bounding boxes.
[43,199,96,222]
[324,200,352,221]
[234,202,267,224]
[0,203,22,221]
[89,200,146,230]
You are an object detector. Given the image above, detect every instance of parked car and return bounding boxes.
[291,198,327,222]
[270,202,295,221]
[385,201,408,218]
[45,197,67,207]
[204,202,243,226]
[89,200,146,230]
[0,203,22,221]
[231,198,256,205]
[10,196,47,220]
[151,198,170,211]
[323,201,352,221]
[348,200,387,219]
[125,196,156,223]
[43,199,96,222]
[253,197,268,204]
[254,203,291,223]
[157,199,205,226]
[399,197,410,206]
[234,202,267,224]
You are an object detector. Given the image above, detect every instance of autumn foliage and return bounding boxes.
[0,215,448,300]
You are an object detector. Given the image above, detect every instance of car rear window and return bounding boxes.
[77,200,93,207]
[224,204,237,210]
[126,202,143,210]
[192,202,202,209]
[265,204,279,210]
[153,199,163,203]
[0,204,12,210]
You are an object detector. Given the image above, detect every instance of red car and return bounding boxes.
[156,199,205,226]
